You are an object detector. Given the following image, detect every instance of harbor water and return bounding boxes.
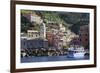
[21,55,89,63]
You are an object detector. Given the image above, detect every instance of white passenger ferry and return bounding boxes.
[68,46,86,58]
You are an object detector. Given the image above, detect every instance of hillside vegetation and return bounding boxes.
[21,10,89,34]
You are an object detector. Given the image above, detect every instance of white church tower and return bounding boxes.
[40,22,46,39]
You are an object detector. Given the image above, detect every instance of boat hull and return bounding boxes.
[74,53,85,58]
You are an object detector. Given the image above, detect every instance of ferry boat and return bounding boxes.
[67,46,86,58]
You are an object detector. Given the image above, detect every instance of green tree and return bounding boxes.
[21,15,33,32]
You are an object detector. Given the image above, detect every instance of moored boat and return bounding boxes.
[67,45,86,58]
